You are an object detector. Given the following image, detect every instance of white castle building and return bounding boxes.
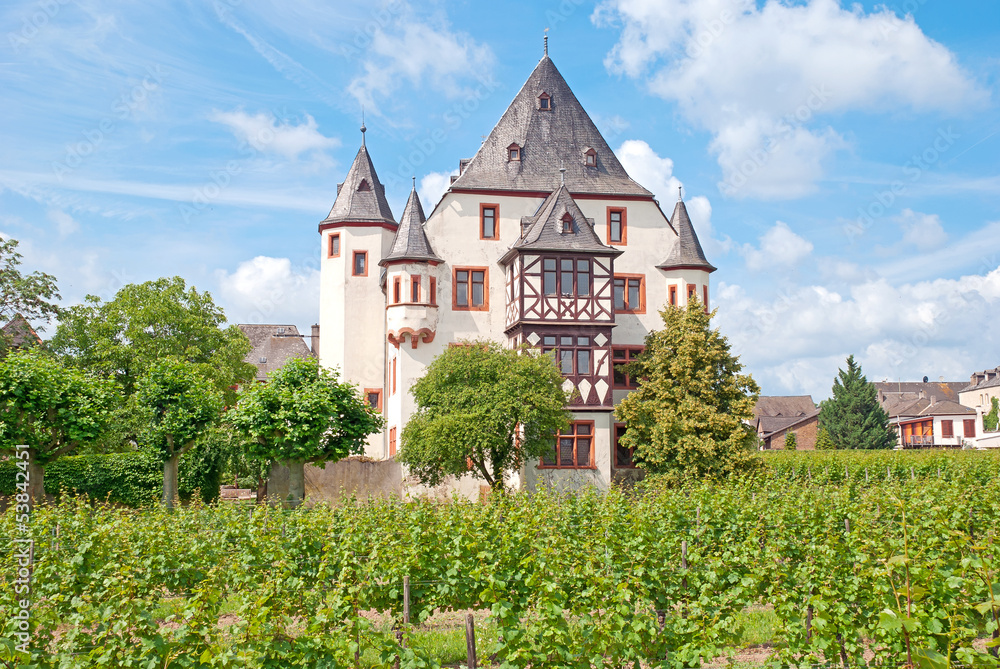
[318,52,715,489]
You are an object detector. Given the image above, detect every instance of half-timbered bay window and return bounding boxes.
[454,267,488,310]
[542,258,592,296]
[541,421,594,468]
[613,274,645,313]
[541,335,591,376]
[612,347,643,389]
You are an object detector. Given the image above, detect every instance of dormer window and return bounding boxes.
[561,213,573,234]
[358,178,371,191]
[507,143,521,162]
[584,148,597,167]
[538,92,551,110]
[276,327,285,334]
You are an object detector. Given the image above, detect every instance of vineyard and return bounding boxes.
[2,453,1000,668]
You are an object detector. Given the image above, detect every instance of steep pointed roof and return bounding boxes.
[380,186,441,265]
[450,55,652,197]
[501,186,621,263]
[321,134,396,226]
[658,197,716,273]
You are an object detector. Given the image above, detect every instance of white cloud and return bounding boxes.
[595,0,987,199]
[419,170,456,212]
[47,209,79,237]
[210,110,340,161]
[215,256,320,327]
[715,264,1000,399]
[741,221,814,271]
[893,208,948,249]
[347,13,494,112]
[615,139,731,255]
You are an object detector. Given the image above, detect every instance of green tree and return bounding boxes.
[615,301,761,484]
[399,341,570,492]
[0,349,117,504]
[228,357,382,506]
[135,358,223,508]
[984,397,999,433]
[818,355,895,450]
[50,276,254,403]
[783,432,798,450]
[814,426,836,450]
[0,238,61,354]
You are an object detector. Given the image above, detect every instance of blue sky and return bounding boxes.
[2,0,999,400]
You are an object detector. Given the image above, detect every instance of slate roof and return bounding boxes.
[449,55,653,197]
[875,381,967,414]
[961,367,1000,392]
[754,395,816,418]
[237,324,314,382]
[658,198,716,272]
[380,186,441,265]
[757,408,819,437]
[321,135,396,227]
[1,314,42,349]
[500,186,621,263]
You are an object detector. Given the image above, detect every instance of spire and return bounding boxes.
[450,54,652,197]
[657,198,716,273]
[361,107,366,145]
[380,186,441,265]
[544,28,549,56]
[321,135,395,227]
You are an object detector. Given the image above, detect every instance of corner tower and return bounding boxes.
[657,193,716,310]
[318,126,396,417]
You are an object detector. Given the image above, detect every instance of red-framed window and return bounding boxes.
[540,335,592,376]
[687,283,697,302]
[364,388,382,412]
[393,276,401,304]
[480,204,499,240]
[328,233,340,258]
[964,419,976,438]
[353,251,368,277]
[542,258,591,297]
[941,420,954,438]
[411,276,421,303]
[613,274,645,313]
[612,347,643,389]
[389,427,397,457]
[669,285,677,306]
[429,277,437,305]
[614,423,636,468]
[607,207,626,245]
[453,267,488,311]
[540,421,595,469]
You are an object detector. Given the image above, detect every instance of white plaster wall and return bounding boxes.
[523,410,614,492]
[932,414,973,447]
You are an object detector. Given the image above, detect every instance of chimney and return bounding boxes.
[919,389,926,399]
[930,395,937,406]
[310,324,320,358]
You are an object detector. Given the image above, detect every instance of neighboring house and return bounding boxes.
[958,366,1000,449]
[753,396,819,450]
[874,380,967,415]
[885,397,977,448]
[1,314,43,352]
[237,324,315,383]
[317,51,716,491]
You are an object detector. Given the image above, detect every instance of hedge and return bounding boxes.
[0,444,223,506]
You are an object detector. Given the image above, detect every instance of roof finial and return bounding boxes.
[544,28,549,56]
[412,176,416,190]
[361,107,367,145]
[678,185,683,201]
[559,162,566,186]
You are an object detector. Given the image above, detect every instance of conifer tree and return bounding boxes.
[814,426,835,450]
[615,301,761,484]
[783,432,797,450]
[818,355,895,450]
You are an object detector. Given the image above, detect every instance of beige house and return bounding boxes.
[959,367,1000,448]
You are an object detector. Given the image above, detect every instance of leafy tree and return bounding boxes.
[783,432,798,451]
[399,341,570,492]
[818,355,895,450]
[984,397,999,433]
[229,357,382,506]
[135,358,223,508]
[0,238,61,354]
[0,349,117,505]
[50,276,254,403]
[615,301,761,484]
[814,426,836,450]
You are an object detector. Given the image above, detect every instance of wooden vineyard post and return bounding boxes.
[466,613,478,669]
[845,518,850,534]
[680,540,689,618]
[403,576,410,625]
[865,468,869,484]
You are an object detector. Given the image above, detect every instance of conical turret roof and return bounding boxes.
[450,55,652,197]
[381,186,441,265]
[321,135,396,226]
[501,185,621,264]
[658,198,716,273]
